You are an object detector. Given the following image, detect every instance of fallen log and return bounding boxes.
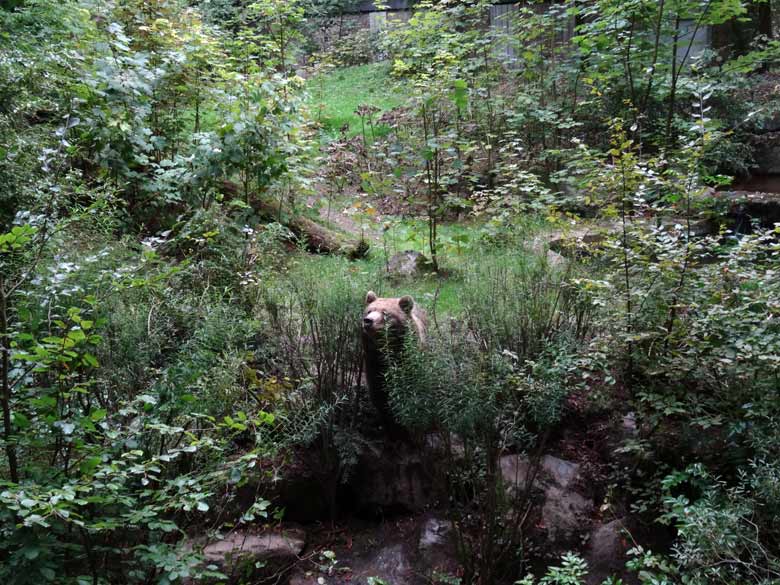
[221,181,366,256]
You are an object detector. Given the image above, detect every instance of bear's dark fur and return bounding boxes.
[361,291,427,429]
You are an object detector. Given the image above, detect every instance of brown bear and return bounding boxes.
[361,291,427,429]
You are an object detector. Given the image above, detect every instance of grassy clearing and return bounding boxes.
[302,63,556,317]
[285,216,552,318]
[308,63,408,139]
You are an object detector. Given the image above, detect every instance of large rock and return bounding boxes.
[546,249,566,268]
[352,446,430,516]
[541,487,593,544]
[417,516,459,580]
[196,527,306,581]
[751,133,780,175]
[548,233,608,258]
[585,518,635,585]
[352,542,415,585]
[499,453,535,492]
[499,454,582,492]
[288,516,459,585]
[386,250,431,279]
[541,455,580,490]
[718,190,780,230]
[419,517,453,550]
[658,217,719,237]
[500,454,594,549]
[290,542,416,585]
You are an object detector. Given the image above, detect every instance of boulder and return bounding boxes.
[196,527,306,581]
[752,112,780,134]
[352,542,415,585]
[418,517,459,581]
[585,518,634,585]
[541,486,593,544]
[297,541,417,585]
[541,455,580,490]
[386,250,431,279]
[751,133,780,175]
[499,454,582,492]
[288,517,440,585]
[352,446,430,516]
[424,432,465,458]
[546,249,566,268]
[419,517,453,550]
[718,190,780,230]
[658,217,719,237]
[548,233,609,258]
[499,454,594,549]
[499,453,535,492]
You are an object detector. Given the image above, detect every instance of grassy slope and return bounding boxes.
[308,63,407,138]
[302,63,559,316]
[290,216,551,317]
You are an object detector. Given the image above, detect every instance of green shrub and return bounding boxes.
[0,214,279,584]
[260,257,373,516]
[328,29,382,67]
[386,249,591,585]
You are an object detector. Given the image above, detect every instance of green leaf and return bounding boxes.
[12,412,30,429]
[90,409,107,422]
[40,567,56,581]
[80,457,101,476]
[451,78,468,109]
[67,329,87,343]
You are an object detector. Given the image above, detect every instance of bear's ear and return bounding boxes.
[399,295,414,314]
[366,291,378,304]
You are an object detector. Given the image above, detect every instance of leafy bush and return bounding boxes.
[0,218,279,584]
[328,28,381,67]
[386,248,591,585]
[573,110,780,582]
[260,258,373,517]
[656,463,780,584]
[516,552,589,585]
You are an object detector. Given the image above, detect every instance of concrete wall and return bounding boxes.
[489,3,576,64]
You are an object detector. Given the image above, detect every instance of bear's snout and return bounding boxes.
[363,310,382,331]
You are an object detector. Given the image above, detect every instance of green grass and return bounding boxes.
[308,62,408,139]
[284,216,552,318]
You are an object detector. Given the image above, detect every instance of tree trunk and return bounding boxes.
[758,0,773,38]
[0,280,19,483]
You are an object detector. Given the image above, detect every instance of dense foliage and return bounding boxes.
[2,0,780,584]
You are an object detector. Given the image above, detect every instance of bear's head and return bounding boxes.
[362,290,416,337]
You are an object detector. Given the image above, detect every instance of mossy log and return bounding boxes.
[220,181,367,256]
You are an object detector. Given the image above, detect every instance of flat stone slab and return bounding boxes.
[718,190,780,228]
[201,527,306,566]
[499,454,581,491]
